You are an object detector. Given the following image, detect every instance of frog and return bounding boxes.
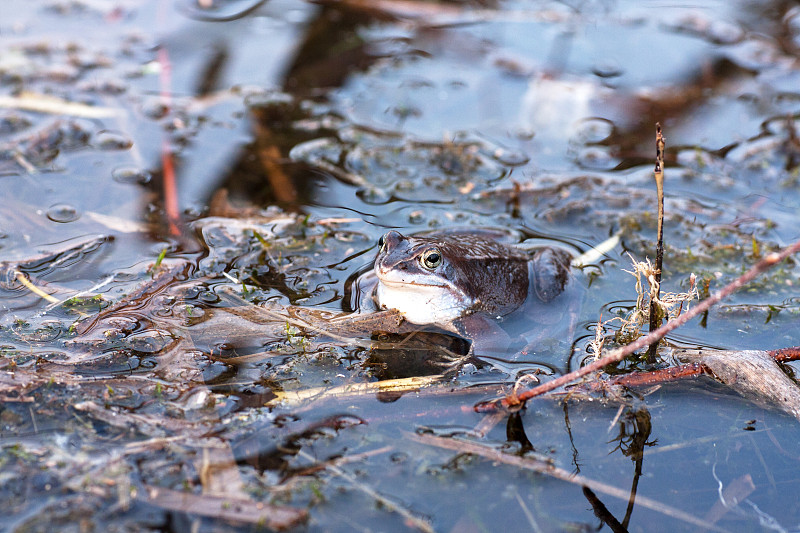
[351,229,579,359]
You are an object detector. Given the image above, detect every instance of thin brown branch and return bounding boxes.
[583,346,800,393]
[768,346,800,362]
[647,123,666,361]
[607,362,708,388]
[477,238,800,411]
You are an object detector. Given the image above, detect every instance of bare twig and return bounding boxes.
[648,123,666,361]
[770,346,800,362]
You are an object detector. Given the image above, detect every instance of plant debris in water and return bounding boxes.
[3,1,800,532]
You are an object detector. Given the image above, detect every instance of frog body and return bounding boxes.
[374,230,532,325]
[352,229,577,353]
[343,229,581,376]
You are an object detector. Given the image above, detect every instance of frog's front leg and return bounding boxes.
[452,313,513,358]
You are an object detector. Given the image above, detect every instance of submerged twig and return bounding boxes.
[136,484,308,529]
[295,449,434,533]
[704,473,756,526]
[0,94,121,118]
[12,270,59,303]
[253,120,298,204]
[477,238,800,411]
[409,432,725,532]
[269,375,443,406]
[73,262,188,336]
[289,446,393,479]
[571,232,622,268]
[157,45,182,237]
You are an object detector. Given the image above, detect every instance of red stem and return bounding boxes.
[157,46,181,237]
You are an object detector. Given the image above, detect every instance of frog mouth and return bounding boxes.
[377,277,443,288]
[375,271,450,290]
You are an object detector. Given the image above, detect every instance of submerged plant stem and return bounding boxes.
[157,46,182,237]
[295,449,434,533]
[13,271,59,303]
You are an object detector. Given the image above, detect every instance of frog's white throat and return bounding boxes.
[375,279,469,325]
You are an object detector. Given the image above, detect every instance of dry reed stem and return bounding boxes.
[648,123,666,360]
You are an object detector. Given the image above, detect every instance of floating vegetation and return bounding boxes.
[4,1,800,531]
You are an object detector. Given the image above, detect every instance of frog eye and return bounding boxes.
[378,234,386,250]
[421,248,442,269]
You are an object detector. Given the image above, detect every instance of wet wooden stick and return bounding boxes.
[606,362,708,388]
[647,124,666,362]
[587,347,800,391]
[768,346,800,362]
[476,237,800,412]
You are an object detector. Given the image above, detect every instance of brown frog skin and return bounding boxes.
[374,230,534,325]
[371,230,573,339]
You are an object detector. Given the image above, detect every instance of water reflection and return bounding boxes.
[3,0,800,530]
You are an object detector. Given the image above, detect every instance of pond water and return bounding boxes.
[2,0,800,531]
